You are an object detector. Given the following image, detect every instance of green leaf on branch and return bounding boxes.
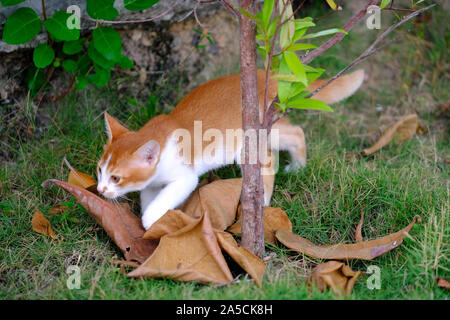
[93,27,122,62]
[289,82,307,98]
[287,97,333,112]
[88,65,111,87]
[76,75,88,90]
[2,7,41,45]
[88,42,115,69]
[1,0,26,6]
[262,0,274,28]
[306,70,325,84]
[86,0,118,20]
[124,0,159,11]
[294,21,315,30]
[277,81,291,104]
[271,74,303,82]
[62,59,78,73]
[283,51,307,85]
[236,7,258,21]
[293,28,308,42]
[301,28,347,40]
[279,0,295,49]
[287,43,317,51]
[77,54,92,75]
[380,0,391,9]
[267,17,279,38]
[33,44,55,68]
[44,11,80,41]
[325,0,337,10]
[117,55,134,69]
[63,39,84,55]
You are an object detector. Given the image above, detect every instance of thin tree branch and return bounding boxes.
[48,75,77,102]
[264,2,436,128]
[306,36,400,99]
[218,0,239,16]
[263,0,305,126]
[305,3,436,100]
[301,0,380,65]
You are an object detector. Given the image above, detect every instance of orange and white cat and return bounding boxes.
[97,69,365,229]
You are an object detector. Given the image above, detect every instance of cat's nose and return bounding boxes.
[97,185,107,194]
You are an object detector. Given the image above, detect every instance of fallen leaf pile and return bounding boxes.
[40,161,422,295]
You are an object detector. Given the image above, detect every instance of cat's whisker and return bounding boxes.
[118,195,132,202]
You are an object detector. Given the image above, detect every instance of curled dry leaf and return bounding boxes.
[42,179,158,263]
[275,215,421,260]
[309,261,361,297]
[216,231,266,287]
[363,114,419,156]
[436,277,450,290]
[180,178,242,230]
[32,210,57,239]
[49,205,69,214]
[128,210,234,284]
[355,211,364,242]
[228,207,292,244]
[64,158,97,189]
[143,210,197,239]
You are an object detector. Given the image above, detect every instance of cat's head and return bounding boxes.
[96,112,160,199]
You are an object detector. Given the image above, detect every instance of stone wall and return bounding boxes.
[0,0,240,104]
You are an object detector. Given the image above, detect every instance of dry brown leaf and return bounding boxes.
[128,210,234,284]
[363,114,419,156]
[355,211,364,242]
[228,207,292,244]
[309,261,361,297]
[111,259,140,269]
[436,277,450,290]
[32,210,57,239]
[143,210,197,239]
[275,215,421,260]
[64,158,97,189]
[180,178,242,231]
[216,231,266,287]
[42,179,158,263]
[49,205,69,214]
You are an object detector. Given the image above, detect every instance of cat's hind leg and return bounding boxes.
[272,118,306,172]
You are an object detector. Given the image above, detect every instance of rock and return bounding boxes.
[0,0,221,53]
[0,1,240,107]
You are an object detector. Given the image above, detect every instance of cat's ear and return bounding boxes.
[104,112,129,143]
[135,140,160,166]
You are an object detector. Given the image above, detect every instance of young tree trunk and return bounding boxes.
[238,0,265,257]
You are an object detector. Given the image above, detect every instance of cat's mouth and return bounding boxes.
[100,191,119,199]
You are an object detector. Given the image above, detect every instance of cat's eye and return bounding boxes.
[111,175,121,184]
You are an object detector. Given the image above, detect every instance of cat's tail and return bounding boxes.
[306,69,365,105]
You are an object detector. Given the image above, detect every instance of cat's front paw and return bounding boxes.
[141,205,169,230]
[142,216,156,230]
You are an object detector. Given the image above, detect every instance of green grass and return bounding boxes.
[0,5,449,299]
